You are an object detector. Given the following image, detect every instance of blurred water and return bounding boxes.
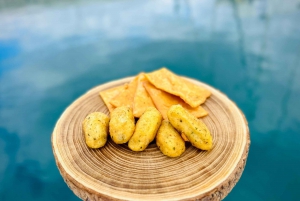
[1,0,300,200]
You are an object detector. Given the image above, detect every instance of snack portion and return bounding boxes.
[110,75,139,109]
[145,68,211,108]
[86,67,213,157]
[128,107,162,151]
[156,120,186,157]
[133,74,155,117]
[109,106,135,144]
[99,68,210,118]
[168,104,212,150]
[99,85,125,113]
[82,112,110,148]
[143,81,208,119]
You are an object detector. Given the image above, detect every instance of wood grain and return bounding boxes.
[52,77,250,201]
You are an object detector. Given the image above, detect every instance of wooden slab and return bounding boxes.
[51,77,250,201]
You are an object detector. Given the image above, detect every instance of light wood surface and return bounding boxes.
[52,77,250,201]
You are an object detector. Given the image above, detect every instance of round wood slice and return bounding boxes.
[52,77,250,201]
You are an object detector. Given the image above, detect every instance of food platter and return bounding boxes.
[51,76,250,201]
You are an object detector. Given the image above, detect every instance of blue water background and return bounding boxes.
[1,0,300,200]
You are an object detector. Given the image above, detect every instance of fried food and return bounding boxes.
[156,120,185,157]
[109,106,135,144]
[167,105,212,150]
[82,112,110,148]
[143,81,208,119]
[128,107,162,151]
[110,75,139,108]
[96,67,213,154]
[99,85,125,113]
[145,68,211,108]
[133,74,155,117]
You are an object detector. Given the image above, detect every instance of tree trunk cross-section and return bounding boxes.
[52,77,250,201]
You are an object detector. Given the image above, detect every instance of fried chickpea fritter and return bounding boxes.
[128,107,162,151]
[168,105,212,150]
[82,112,110,148]
[109,106,135,144]
[156,120,186,157]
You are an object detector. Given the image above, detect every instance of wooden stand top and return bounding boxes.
[52,77,250,201]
